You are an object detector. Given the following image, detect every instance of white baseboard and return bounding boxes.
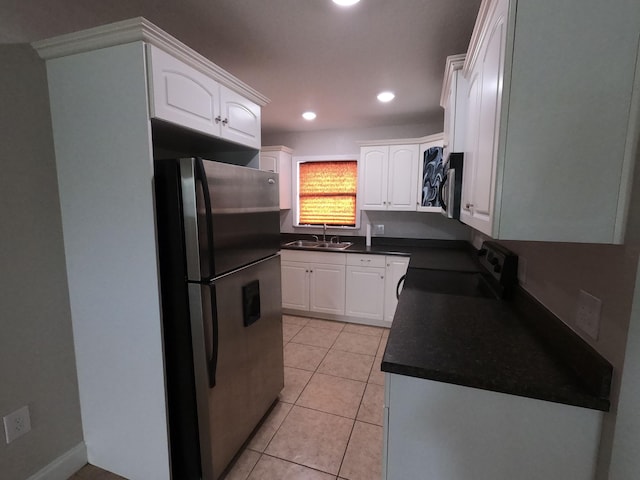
[283,309,392,328]
[27,442,87,480]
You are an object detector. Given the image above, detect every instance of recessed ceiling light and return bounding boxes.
[333,0,361,6]
[302,111,317,121]
[377,91,395,103]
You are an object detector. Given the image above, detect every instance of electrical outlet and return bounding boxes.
[576,290,602,340]
[373,224,384,235]
[3,405,31,443]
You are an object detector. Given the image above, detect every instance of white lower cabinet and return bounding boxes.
[282,250,409,326]
[345,254,386,321]
[309,263,346,315]
[281,261,310,310]
[384,373,603,480]
[384,256,410,324]
[147,44,261,149]
[281,250,346,315]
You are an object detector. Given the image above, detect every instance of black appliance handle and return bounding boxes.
[439,173,449,212]
[193,157,216,278]
[207,284,219,388]
[396,274,406,300]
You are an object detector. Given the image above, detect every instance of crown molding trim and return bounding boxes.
[32,17,269,106]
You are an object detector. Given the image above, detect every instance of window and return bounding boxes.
[296,158,358,227]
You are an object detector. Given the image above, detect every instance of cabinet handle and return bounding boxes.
[215,116,221,124]
[309,269,313,273]
[381,275,384,279]
[465,203,474,209]
[222,118,229,126]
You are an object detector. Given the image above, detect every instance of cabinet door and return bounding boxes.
[277,150,292,210]
[460,0,508,236]
[260,149,292,209]
[417,139,444,212]
[474,0,507,233]
[360,146,389,210]
[309,263,346,315]
[384,256,410,324]
[219,85,261,149]
[281,261,309,311]
[147,45,221,137]
[345,266,385,320]
[388,145,418,210]
[461,66,482,224]
[259,152,278,173]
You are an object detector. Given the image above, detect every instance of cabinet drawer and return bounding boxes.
[281,249,346,265]
[347,253,386,268]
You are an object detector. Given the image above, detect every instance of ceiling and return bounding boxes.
[1,0,482,135]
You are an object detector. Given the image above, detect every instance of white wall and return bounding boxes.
[609,258,640,479]
[266,123,471,241]
[0,45,83,480]
[469,232,639,479]
[263,123,440,156]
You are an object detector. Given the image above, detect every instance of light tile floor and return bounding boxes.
[69,315,388,480]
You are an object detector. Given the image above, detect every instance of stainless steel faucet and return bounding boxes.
[323,223,327,242]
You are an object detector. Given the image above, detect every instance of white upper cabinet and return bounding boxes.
[388,145,419,210]
[359,143,418,211]
[460,0,640,243]
[148,45,222,137]
[219,85,261,148]
[440,54,468,159]
[461,0,507,235]
[260,146,293,209]
[147,45,261,149]
[417,133,445,212]
[359,145,388,210]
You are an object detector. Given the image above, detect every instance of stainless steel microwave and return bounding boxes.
[439,153,464,219]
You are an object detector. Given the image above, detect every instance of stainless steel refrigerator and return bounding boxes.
[154,157,284,480]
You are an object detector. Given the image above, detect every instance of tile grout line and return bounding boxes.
[249,316,385,478]
[259,451,342,478]
[336,335,372,480]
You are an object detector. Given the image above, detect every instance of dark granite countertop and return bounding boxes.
[281,234,480,271]
[382,268,611,411]
[280,233,611,411]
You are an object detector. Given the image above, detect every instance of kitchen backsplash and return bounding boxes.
[280,209,471,241]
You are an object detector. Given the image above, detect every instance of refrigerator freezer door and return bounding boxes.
[188,254,283,480]
[180,158,281,281]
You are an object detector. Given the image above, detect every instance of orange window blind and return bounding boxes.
[299,161,358,226]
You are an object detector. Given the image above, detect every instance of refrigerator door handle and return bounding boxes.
[193,157,216,278]
[206,284,219,388]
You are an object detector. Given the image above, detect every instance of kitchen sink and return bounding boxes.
[315,241,353,250]
[284,240,353,251]
[284,240,320,248]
